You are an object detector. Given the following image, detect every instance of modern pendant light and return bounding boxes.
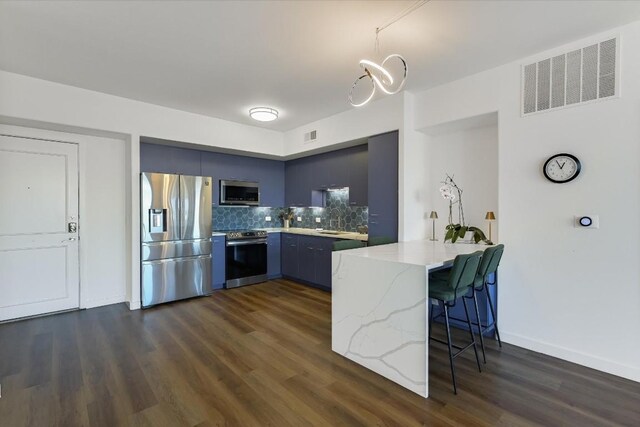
[348,0,428,107]
[249,107,279,122]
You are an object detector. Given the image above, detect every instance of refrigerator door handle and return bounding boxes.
[142,254,212,265]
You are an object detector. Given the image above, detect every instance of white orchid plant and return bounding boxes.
[440,174,492,244]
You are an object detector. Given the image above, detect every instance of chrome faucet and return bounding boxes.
[330,216,343,231]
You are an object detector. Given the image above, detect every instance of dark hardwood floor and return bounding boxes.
[1,279,639,426]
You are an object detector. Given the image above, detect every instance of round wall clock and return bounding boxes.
[543,153,581,183]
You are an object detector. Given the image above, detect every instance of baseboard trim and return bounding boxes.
[501,331,640,383]
[83,295,126,309]
[127,300,141,310]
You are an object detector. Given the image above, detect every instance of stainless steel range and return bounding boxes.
[221,229,268,288]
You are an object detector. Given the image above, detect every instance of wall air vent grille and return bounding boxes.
[521,37,618,116]
[304,130,317,143]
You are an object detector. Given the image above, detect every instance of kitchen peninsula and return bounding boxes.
[331,240,491,398]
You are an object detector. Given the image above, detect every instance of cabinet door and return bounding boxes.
[286,158,313,207]
[348,145,368,206]
[257,160,285,207]
[326,150,349,189]
[211,236,226,290]
[201,151,229,207]
[267,233,281,278]
[368,132,398,241]
[315,238,335,289]
[313,150,349,190]
[281,233,299,277]
[140,143,202,176]
[297,236,317,283]
[285,160,303,207]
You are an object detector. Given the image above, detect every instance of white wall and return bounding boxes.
[283,94,403,156]
[425,124,499,242]
[400,93,430,241]
[0,124,127,309]
[412,23,640,381]
[0,70,284,156]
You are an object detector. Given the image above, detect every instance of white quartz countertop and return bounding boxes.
[258,227,368,241]
[338,240,491,268]
[212,227,368,241]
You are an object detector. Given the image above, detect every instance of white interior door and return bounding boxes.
[0,135,80,321]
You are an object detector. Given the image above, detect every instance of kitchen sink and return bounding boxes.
[318,230,349,235]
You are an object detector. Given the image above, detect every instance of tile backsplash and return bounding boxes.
[213,189,368,232]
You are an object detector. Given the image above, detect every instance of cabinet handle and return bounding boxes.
[370,221,378,224]
[370,213,379,217]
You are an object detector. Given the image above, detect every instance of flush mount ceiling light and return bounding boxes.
[249,107,279,122]
[348,0,429,107]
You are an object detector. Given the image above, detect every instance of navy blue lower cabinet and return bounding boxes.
[281,233,299,278]
[212,236,226,290]
[298,236,317,284]
[280,234,336,290]
[430,272,497,336]
[315,238,335,289]
[267,233,281,279]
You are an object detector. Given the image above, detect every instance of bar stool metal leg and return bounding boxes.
[428,300,434,342]
[442,303,458,395]
[462,297,482,373]
[471,290,487,363]
[485,287,502,347]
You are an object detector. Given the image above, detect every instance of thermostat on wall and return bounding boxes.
[575,215,599,229]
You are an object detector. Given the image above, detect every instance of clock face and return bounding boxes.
[543,153,581,183]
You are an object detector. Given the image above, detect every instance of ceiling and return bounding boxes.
[2,1,640,132]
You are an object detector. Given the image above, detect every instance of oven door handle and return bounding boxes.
[226,239,268,247]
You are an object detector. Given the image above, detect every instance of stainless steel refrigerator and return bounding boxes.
[140,172,212,308]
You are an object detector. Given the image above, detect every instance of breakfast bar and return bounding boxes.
[331,240,490,398]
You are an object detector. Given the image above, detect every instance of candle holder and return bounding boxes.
[429,211,438,241]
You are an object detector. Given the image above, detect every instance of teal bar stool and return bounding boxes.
[367,236,395,246]
[469,244,505,362]
[428,251,483,394]
[332,240,365,251]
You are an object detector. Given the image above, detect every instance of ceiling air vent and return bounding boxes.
[521,37,619,116]
[304,130,317,143]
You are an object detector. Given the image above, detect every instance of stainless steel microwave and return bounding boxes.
[219,180,260,206]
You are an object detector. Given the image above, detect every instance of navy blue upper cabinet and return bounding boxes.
[201,151,284,207]
[311,151,348,190]
[267,233,281,279]
[368,131,398,241]
[285,158,311,207]
[285,145,367,207]
[140,143,202,176]
[348,145,368,206]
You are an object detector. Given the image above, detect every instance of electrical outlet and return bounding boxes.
[315,217,321,223]
[265,216,271,222]
[297,216,302,222]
